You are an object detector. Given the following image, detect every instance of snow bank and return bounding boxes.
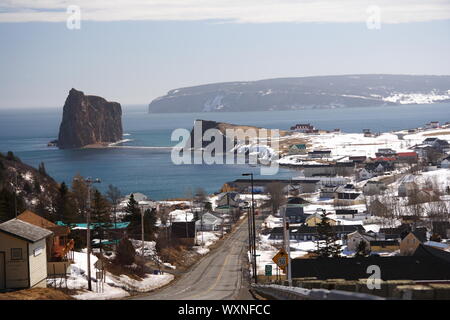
[67,251,174,300]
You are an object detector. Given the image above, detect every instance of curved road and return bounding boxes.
[134,218,253,300]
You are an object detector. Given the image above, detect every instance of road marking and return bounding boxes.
[190,231,240,299]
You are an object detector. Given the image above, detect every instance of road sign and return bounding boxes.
[265,265,272,276]
[272,248,288,272]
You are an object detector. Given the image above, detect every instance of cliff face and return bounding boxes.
[57,89,123,149]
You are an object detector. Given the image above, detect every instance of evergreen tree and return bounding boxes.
[313,212,342,258]
[38,162,47,176]
[5,151,20,162]
[355,240,370,257]
[0,188,25,222]
[124,193,142,239]
[54,182,78,224]
[33,179,41,194]
[124,194,157,241]
[115,237,135,266]
[35,194,53,222]
[91,189,112,253]
[23,182,32,194]
[146,208,158,237]
[0,160,5,187]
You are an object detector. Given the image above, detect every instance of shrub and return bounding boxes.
[115,237,136,266]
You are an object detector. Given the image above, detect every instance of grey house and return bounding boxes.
[196,212,223,231]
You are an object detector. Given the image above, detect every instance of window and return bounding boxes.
[11,248,23,260]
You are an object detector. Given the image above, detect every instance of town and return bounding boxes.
[1,120,450,300]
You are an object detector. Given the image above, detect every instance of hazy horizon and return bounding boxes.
[1,1,449,109]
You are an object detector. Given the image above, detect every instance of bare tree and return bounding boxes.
[265,182,286,214]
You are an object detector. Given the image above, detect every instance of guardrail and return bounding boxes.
[252,284,385,300]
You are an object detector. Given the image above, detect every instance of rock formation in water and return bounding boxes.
[56,89,123,149]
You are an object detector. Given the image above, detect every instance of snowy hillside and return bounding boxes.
[148,75,450,113]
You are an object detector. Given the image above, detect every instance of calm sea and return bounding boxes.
[0,103,449,200]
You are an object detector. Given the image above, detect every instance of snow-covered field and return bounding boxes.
[194,231,221,255]
[64,249,174,300]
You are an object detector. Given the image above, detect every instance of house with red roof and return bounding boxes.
[396,151,418,163]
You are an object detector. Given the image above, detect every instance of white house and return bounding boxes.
[0,219,53,290]
[195,212,223,231]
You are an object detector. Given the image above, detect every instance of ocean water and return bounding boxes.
[0,103,449,200]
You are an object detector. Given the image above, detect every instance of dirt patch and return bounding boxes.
[0,288,74,300]
[158,246,201,271]
[105,261,143,281]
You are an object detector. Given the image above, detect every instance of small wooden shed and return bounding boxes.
[0,219,53,290]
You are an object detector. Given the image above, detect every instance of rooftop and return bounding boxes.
[0,219,53,243]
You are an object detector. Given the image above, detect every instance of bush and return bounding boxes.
[115,237,136,266]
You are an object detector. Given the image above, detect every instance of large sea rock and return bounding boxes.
[57,89,123,149]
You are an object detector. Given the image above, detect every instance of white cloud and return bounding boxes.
[1,0,450,24]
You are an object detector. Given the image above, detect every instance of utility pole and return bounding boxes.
[141,204,145,257]
[14,163,18,217]
[247,206,253,254]
[284,179,292,286]
[84,177,101,292]
[243,172,258,284]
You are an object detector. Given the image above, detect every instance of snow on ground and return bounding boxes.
[157,200,191,206]
[387,168,450,195]
[22,171,33,182]
[194,231,221,255]
[402,128,450,145]
[169,209,194,222]
[383,92,450,105]
[263,215,282,228]
[66,251,174,300]
[277,127,450,165]
[240,194,270,201]
[417,169,450,190]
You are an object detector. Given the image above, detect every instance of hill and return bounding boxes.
[148,74,450,113]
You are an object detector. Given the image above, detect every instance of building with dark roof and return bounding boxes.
[269,224,365,241]
[291,244,450,281]
[171,221,196,246]
[0,219,53,290]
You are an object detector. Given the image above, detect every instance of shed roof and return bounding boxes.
[17,210,56,228]
[0,219,53,243]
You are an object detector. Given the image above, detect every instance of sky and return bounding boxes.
[0,0,450,109]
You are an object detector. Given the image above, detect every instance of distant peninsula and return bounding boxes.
[148,74,450,113]
[54,88,123,149]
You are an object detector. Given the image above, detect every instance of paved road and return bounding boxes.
[134,218,253,300]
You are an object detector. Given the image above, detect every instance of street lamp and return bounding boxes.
[242,173,257,284]
[85,177,101,291]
